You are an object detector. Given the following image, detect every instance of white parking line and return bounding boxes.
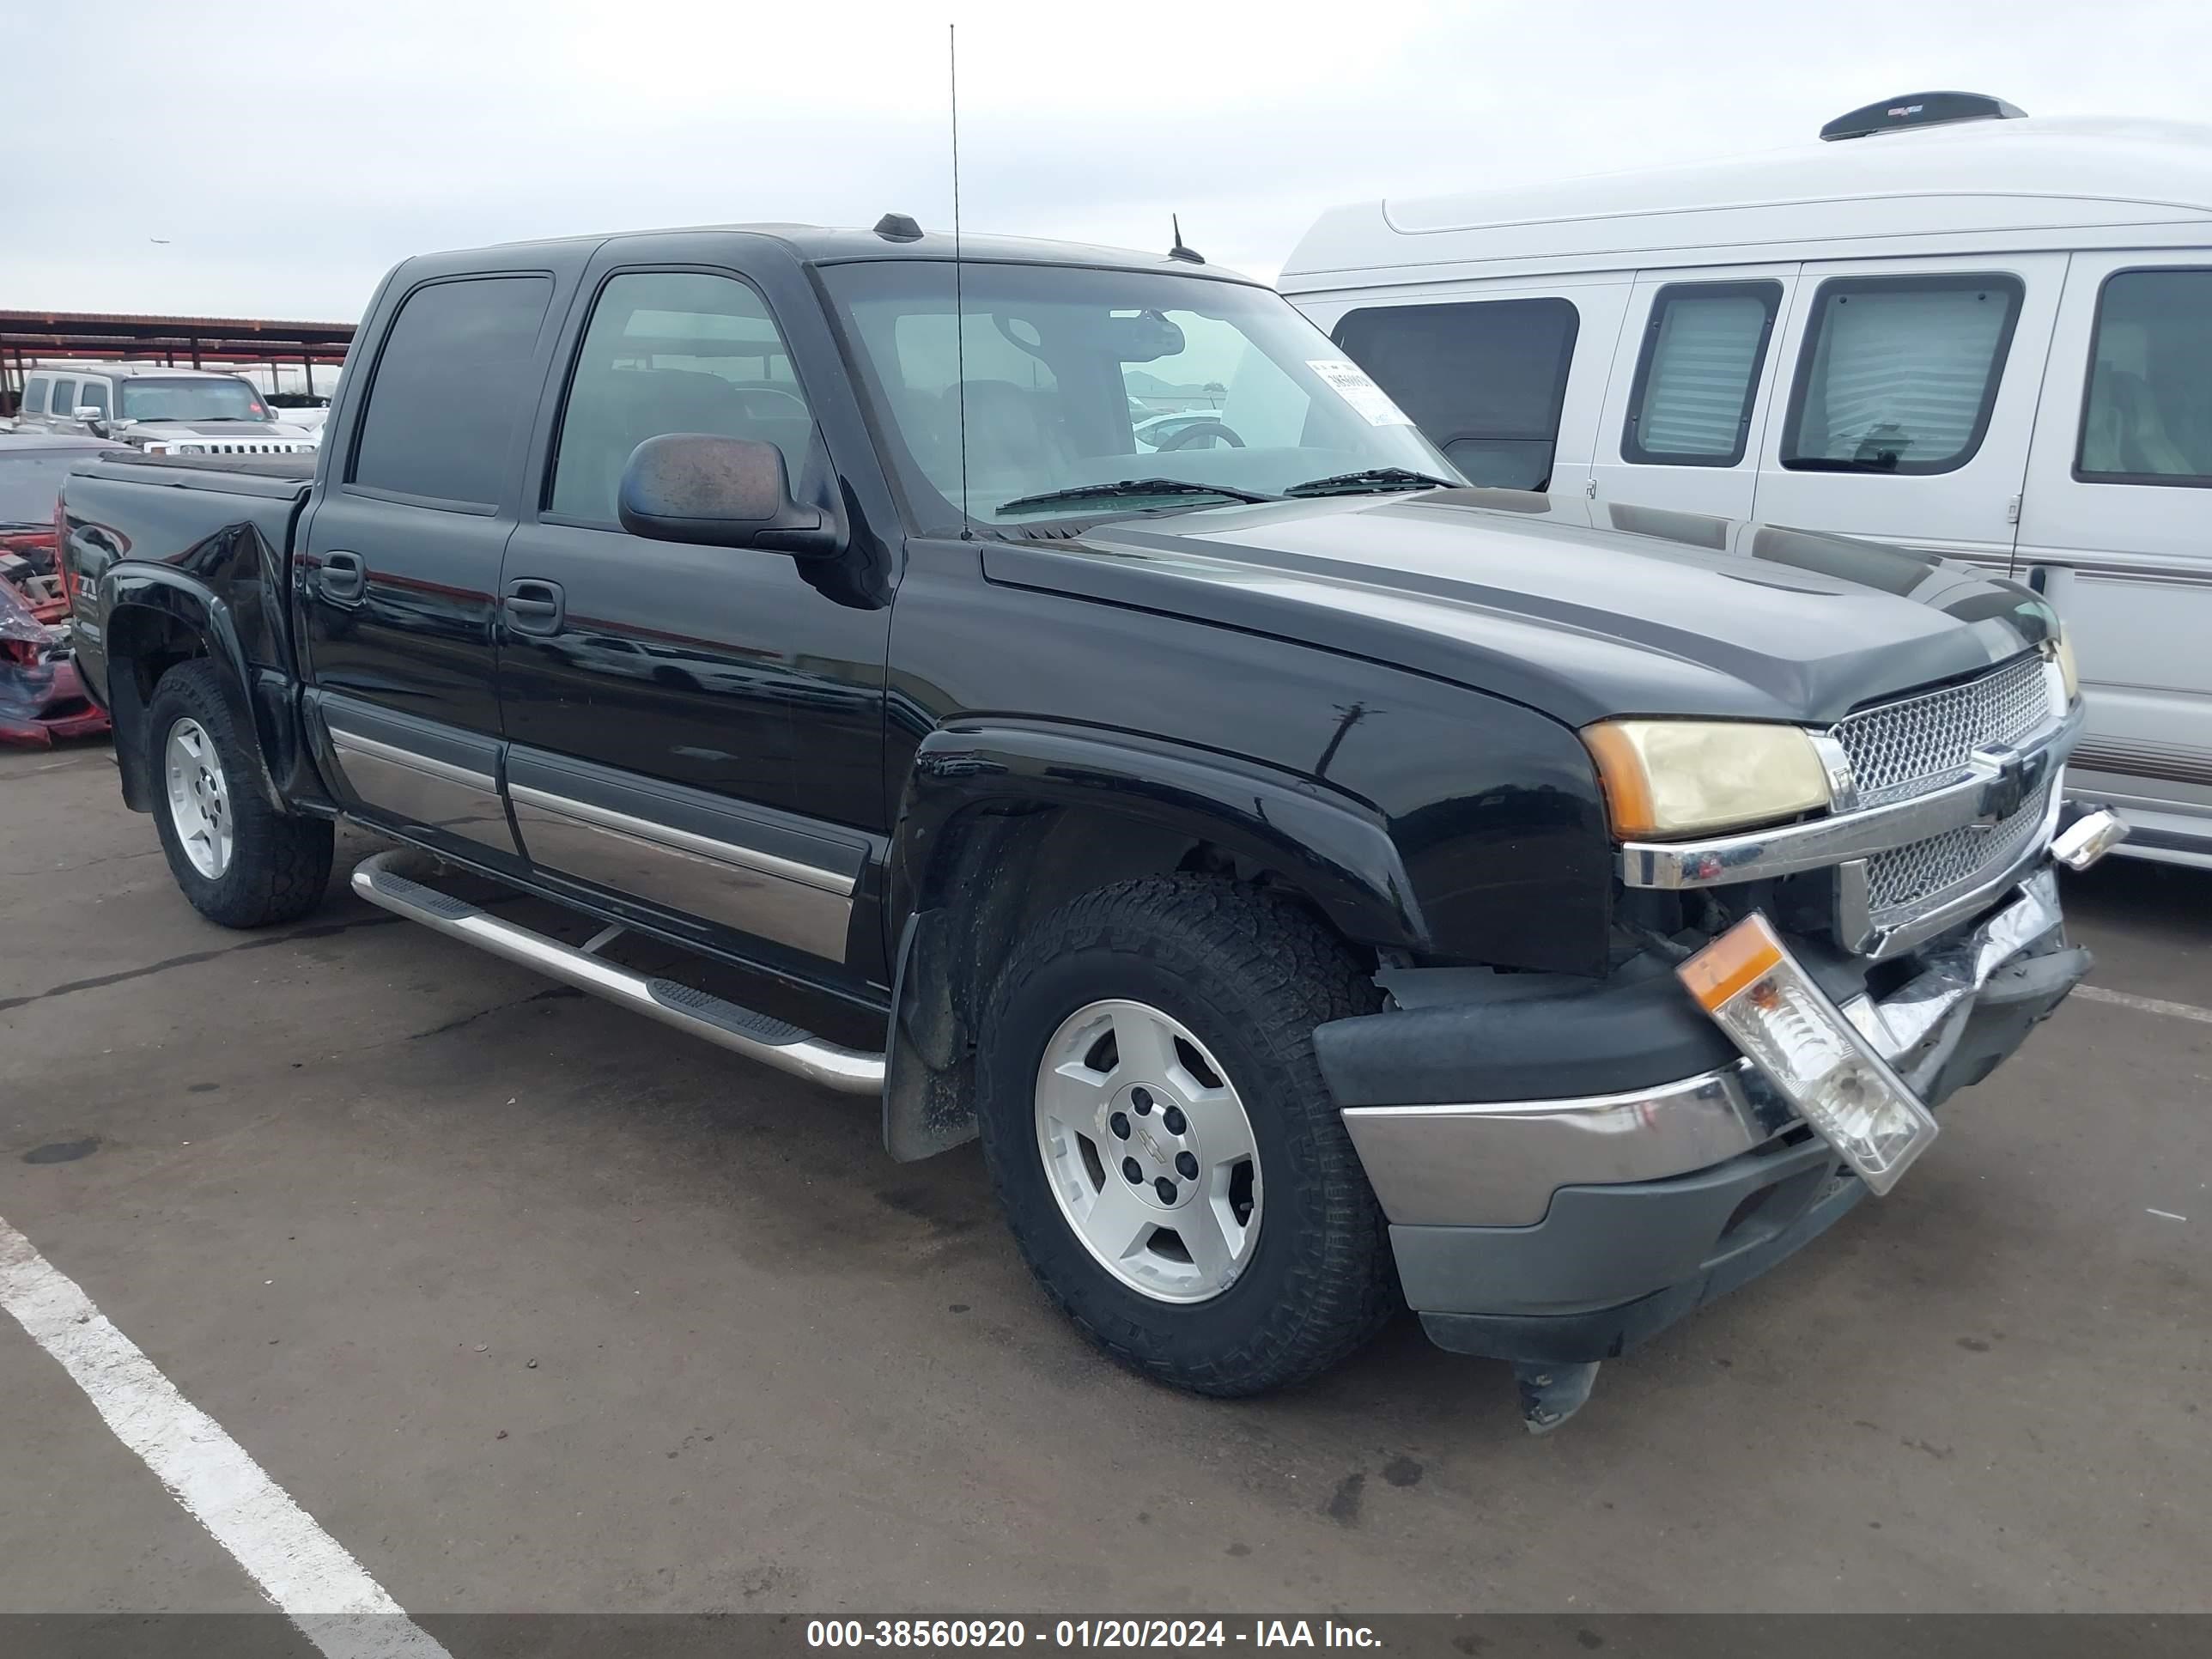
[2074,983,2212,1027]
[0,1215,450,1659]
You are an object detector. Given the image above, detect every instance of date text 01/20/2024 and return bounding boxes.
[805,1620,1383,1649]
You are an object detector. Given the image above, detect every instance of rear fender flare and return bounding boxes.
[100,568,283,814]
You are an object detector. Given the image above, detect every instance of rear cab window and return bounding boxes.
[1621,282,1782,466]
[2076,268,2212,487]
[1782,274,2023,474]
[349,274,555,509]
[1331,298,1579,490]
[50,379,77,418]
[22,379,48,416]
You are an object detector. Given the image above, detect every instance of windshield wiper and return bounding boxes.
[1282,467,1457,498]
[996,477,1275,514]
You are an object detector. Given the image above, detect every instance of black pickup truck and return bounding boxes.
[58,221,2125,1427]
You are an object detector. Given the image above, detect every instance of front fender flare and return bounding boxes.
[879,720,1427,1162]
[893,720,1428,951]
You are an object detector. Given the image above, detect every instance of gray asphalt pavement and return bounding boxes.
[2,738,2207,1615]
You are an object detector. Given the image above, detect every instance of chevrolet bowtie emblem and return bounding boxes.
[1979,753,2029,822]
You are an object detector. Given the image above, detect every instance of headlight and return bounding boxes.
[2046,632,2079,704]
[1583,720,1832,840]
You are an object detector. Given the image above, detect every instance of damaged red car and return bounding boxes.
[0,432,119,745]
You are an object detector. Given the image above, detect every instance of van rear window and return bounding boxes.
[1333,298,1578,491]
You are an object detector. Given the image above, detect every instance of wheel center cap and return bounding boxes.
[1100,1083,1200,1211]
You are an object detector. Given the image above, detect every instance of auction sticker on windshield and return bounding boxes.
[1306,359,1415,427]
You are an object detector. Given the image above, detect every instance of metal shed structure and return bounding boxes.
[1,309,356,410]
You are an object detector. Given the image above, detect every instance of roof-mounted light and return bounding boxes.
[1820,91,2026,143]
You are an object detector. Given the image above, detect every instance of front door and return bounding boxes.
[494,244,894,978]
[2016,253,2212,858]
[295,267,571,863]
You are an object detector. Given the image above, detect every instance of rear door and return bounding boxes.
[493,236,895,978]
[1588,266,1796,550]
[1748,254,2066,574]
[295,262,578,866]
[2017,255,2212,856]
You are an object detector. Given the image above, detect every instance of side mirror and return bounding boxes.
[75,405,110,437]
[617,433,845,557]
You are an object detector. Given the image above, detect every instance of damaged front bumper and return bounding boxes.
[1318,855,2103,1367]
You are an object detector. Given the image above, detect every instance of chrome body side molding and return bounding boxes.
[326,726,520,856]
[508,783,855,962]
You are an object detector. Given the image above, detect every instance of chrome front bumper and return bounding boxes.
[1343,865,2084,1230]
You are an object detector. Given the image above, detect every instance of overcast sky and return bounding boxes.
[12,0,2212,322]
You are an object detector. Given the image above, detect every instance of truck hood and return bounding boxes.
[978,489,2059,728]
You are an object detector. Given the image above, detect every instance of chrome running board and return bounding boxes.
[350,848,884,1096]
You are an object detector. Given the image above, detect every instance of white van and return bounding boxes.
[1281,94,2212,870]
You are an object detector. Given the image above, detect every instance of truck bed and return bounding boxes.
[60,450,316,718]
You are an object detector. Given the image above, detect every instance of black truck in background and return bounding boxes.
[58,222,2119,1427]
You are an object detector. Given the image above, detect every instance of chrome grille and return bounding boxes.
[1866,781,2053,924]
[1832,653,2053,805]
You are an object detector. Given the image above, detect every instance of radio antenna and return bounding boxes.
[950,21,970,538]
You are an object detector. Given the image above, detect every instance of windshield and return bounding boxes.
[118,377,271,423]
[0,452,84,525]
[823,261,1461,532]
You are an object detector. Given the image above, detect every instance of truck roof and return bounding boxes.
[1281,115,2212,288]
[414,222,1265,285]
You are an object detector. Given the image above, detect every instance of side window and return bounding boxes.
[350,275,554,507]
[1621,282,1781,466]
[78,380,109,416]
[548,270,814,526]
[1333,298,1578,489]
[50,379,76,417]
[22,379,48,416]
[1782,273,2022,475]
[2077,268,2212,487]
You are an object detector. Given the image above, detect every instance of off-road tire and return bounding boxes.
[147,661,333,928]
[976,875,1399,1395]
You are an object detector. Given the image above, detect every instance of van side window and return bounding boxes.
[547,270,815,526]
[350,275,555,508]
[1333,298,1578,490]
[1622,282,1780,466]
[2077,268,2212,487]
[50,380,76,418]
[1782,274,2022,475]
[22,379,48,416]
[78,380,109,415]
